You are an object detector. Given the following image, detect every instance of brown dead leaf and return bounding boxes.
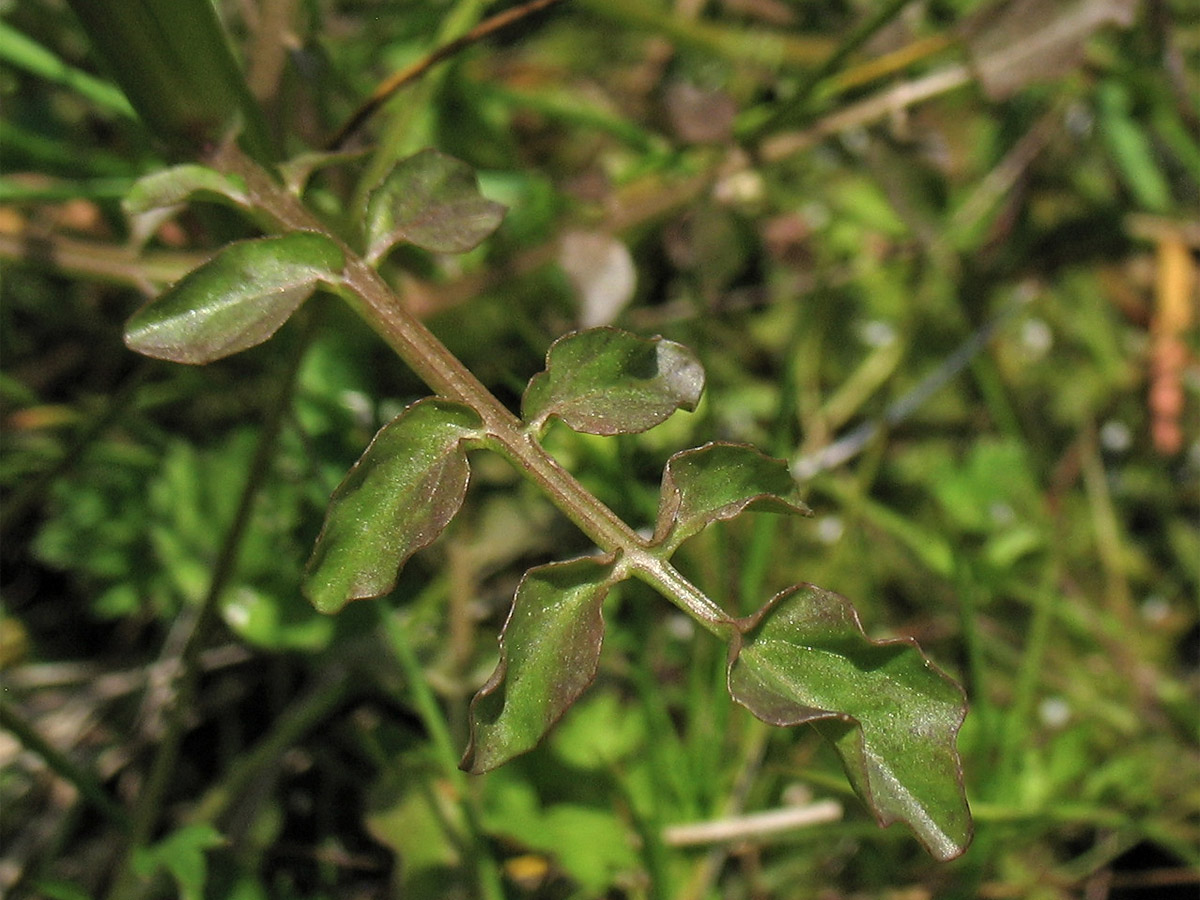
[964,0,1139,100]
[665,81,737,144]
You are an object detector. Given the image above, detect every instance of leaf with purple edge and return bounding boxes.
[727,583,972,861]
[522,327,705,436]
[462,556,620,774]
[124,163,249,247]
[124,232,344,364]
[364,148,506,262]
[652,442,812,553]
[304,399,483,614]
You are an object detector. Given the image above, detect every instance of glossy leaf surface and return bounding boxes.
[124,164,249,247]
[125,232,344,364]
[653,442,812,552]
[462,556,617,773]
[364,148,506,262]
[522,327,705,435]
[728,584,971,861]
[304,399,482,613]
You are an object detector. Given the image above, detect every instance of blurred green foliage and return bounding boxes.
[2,0,1197,898]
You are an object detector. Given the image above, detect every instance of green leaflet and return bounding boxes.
[131,824,224,900]
[727,583,972,861]
[364,148,507,262]
[1097,80,1172,214]
[123,163,249,247]
[278,148,369,197]
[304,399,483,613]
[523,327,705,436]
[462,556,619,774]
[124,232,344,364]
[653,442,812,553]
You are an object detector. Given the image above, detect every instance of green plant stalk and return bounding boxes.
[219,147,733,633]
[952,559,993,743]
[357,0,489,205]
[1,365,150,542]
[629,626,701,818]
[0,697,132,831]
[0,20,136,118]
[477,81,666,152]
[577,0,833,70]
[738,297,807,608]
[740,0,915,138]
[0,176,134,202]
[63,0,275,162]
[0,229,203,291]
[0,119,135,176]
[615,773,671,900]
[994,561,1058,797]
[190,667,355,825]
[677,716,771,900]
[377,604,505,900]
[104,311,316,900]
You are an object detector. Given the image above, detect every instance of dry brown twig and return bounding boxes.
[325,0,568,151]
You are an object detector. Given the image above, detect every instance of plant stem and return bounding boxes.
[0,20,136,119]
[220,146,734,633]
[64,0,275,162]
[327,0,568,150]
[741,0,916,138]
[104,311,317,900]
[0,228,203,288]
[578,0,833,69]
[190,667,354,826]
[357,0,489,200]
[0,697,132,831]
[1,364,150,541]
[377,604,505,900]
[995,561,1057,794]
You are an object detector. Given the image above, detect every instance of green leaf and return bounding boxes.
[550,689,645,770]
[482,779,639,894]
[1097,80,1172,213]
[278,148,368,197]
[131,824,224,900]
[365,757,463,885]
[364,148,506,262]
[221,585,334,652]
[123,164,249,247]
[522,327,705,435]
[653,442,812,552]
[304,399,482,613]
[0,20,137,119]
[462,556,618,773]
[62,0,275,162]
[727,584,971,861]
[26,880,93,900]
[124,232,344,365]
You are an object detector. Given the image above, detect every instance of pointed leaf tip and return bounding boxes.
[654,442,812,551]
[304,399,482,613]
[522,327,705,435]
[365,148,506,261]
[124,233,344,365]
[462,556,619,773]
[728,584,972,860]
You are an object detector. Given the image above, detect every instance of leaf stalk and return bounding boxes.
[219,146,730,633]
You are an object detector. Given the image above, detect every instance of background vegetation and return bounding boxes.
[1,0,1197,898]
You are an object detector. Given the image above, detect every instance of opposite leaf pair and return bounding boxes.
[121,146,972,861]
[300,326,970,861]
[125,149,503,365]
[302,327,710,612]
